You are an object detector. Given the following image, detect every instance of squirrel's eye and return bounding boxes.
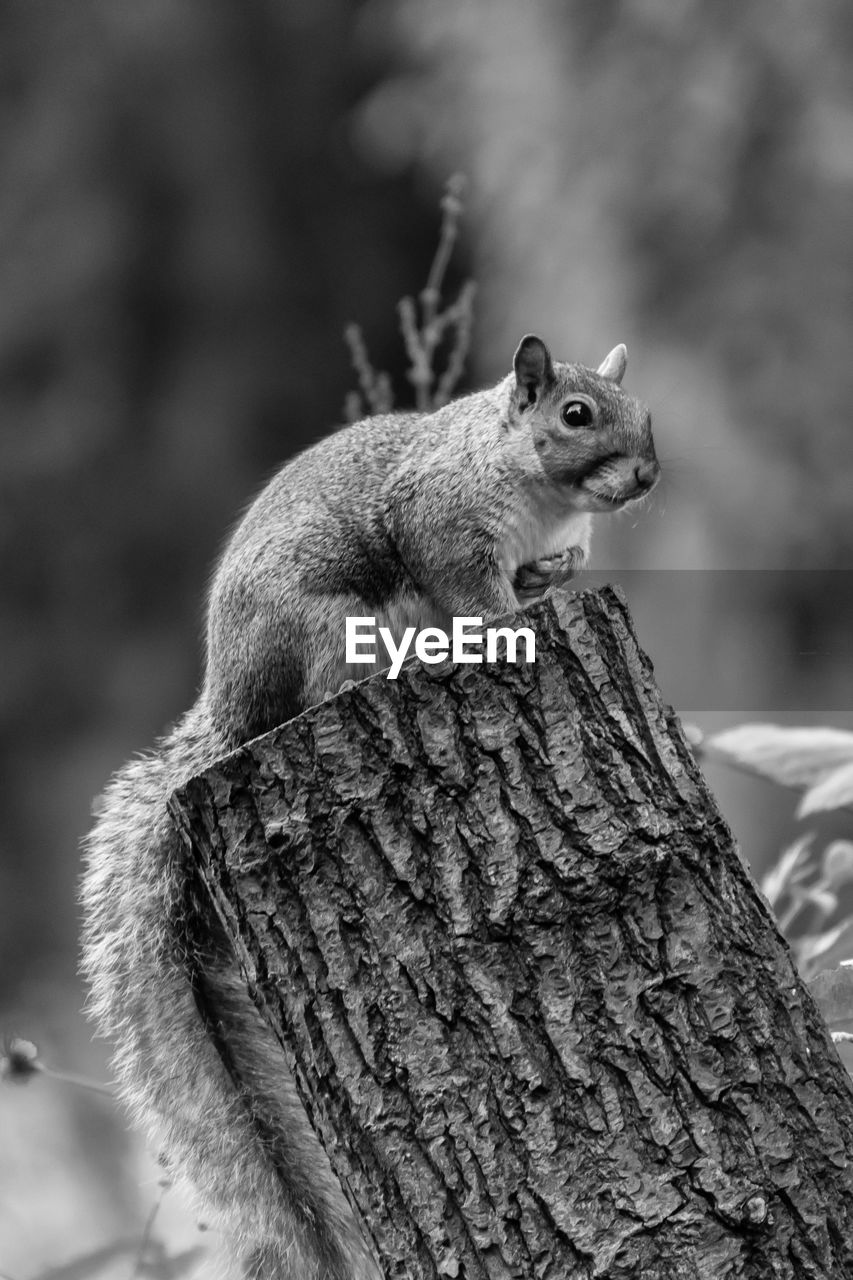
[560,400,595,428]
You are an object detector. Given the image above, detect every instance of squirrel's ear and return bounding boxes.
[596,344,628,384]
[513,335,555,408]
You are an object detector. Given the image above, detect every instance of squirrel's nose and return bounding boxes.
[633,459,660,492]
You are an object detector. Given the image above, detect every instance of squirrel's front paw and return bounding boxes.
[514,544,586,604]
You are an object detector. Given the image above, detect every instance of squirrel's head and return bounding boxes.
[508,334,659,512]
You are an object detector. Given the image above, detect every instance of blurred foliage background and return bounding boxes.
[2,0,852,1274]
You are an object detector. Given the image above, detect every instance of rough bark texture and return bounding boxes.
[170,587,853,1280]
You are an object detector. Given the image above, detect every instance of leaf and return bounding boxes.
[786,884,838,919]
[809,962,853,1032]
[707,725,853,790]
[761,834,814,907]
[798,761,853,817]
[799,917,853,979]
[822,840,853,889]
[799,922,848,964]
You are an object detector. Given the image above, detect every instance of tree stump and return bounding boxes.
[169,586,853,1280]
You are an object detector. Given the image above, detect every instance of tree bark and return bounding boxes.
[169,586,853,1280]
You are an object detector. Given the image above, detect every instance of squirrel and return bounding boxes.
[81,334,659,1280]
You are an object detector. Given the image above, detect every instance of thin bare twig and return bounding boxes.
[343,324,388,416]
[344,173,475,418]
[130,1179,171,1280]
[435,280,478,408]
[40,1065,114,1096]
[1,1036,113,1095]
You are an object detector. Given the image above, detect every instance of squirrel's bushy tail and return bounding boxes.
[81,704,380,1280]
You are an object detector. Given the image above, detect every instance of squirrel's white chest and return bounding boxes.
[497,504,593,575]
